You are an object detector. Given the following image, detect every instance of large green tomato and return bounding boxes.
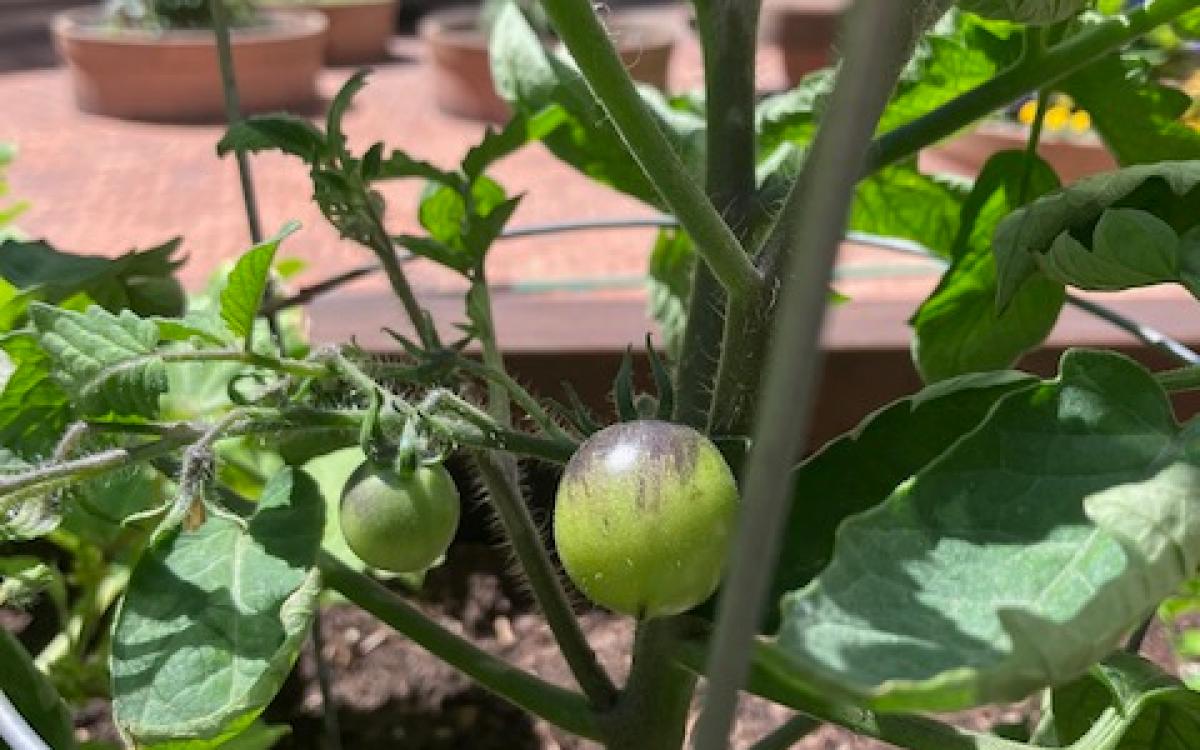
[339,461,461,573]
[553,420,739,618]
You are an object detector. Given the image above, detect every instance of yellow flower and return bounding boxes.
[1045,105,1071,131]
[1017,100,1039,125]
[1069,110,1092,133]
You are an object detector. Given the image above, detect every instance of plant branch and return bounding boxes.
[867,0,1200,173]
[749,715,821,750]
[318,552,602,740]
[471,450,618,710]
[0,432,192,500]
[537,0,762,300]
[694,2,933,746]
[453,356,573,442]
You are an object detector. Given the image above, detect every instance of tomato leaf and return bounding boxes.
[0,331,73,457]
[764,369,1036,632]
[911,151,1064,382]
[647,229,694,361]
[775,349,1200,712]
[30,302,166,418]
[217,115,329,165]
[1053,652,1200,749]
[0,627,77,750]
[0,237,186,319]
[850,165,968,257]
[995,161,1200,308]
[1061,52,1200,167]
[220,222,299,344]
[111,468,324,748]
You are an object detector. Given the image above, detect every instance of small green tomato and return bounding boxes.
[339,461,461,573]
[553,420,739,619]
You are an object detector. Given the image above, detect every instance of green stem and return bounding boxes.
[211,0,263,245]
[1016,88,1051,206]
[454,357,573,442]
[462,271,617,709]
[867,0,1199,173]
[318,552,601,740]
[537,0,761,300]
[470,277,513,430]
[84,350,328,404]
[366,205,438,349]
[748,715,821,750]
[472,451,618,710]
[674,0,764,430]
[694,3,933,747]
[0,433,192,499]
[604,618,696,750]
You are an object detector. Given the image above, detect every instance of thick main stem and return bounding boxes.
[538,0,761,300]
[693,3,935,747]
[674,0,763,430]
[603,618,696,750]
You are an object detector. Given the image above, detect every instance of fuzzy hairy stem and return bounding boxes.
[538,0,762,300]
[694,3,934,746]
[319,553,602,740]
[673,0,763,430]
[472,451,618,709]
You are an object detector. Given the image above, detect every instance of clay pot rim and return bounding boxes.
[417,6,677,52]
[52,6,329,46]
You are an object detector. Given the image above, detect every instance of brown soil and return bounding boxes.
[13,542,1184,750]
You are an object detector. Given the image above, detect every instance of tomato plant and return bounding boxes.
[7,0,1200,749]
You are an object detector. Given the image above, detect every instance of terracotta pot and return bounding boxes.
[52,7,327,122]
[261,0,398,64]
[763,0,847,87]
[419,7,676,122]
[925,121,1118,184]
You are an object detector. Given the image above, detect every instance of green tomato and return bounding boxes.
[339,461,461,573]
[553,420,739,619]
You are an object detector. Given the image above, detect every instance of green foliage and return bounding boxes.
[995,161,1200,306]
[111,469,324,748]
[220,222,299,344]
[767,370,1036,632]
[958,0,1088,24]
[489,3,704,209]
[31,302,167,418]
[0,237,187,320]
[776,350,1200,712]
[1052,652,1200,749]
[1061,52,1200,166]
[646,229,694,361]
[0,628,77,750]
[911,151,1064,382]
